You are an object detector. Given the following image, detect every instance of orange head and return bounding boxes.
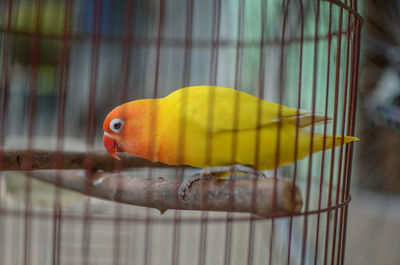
[103,99,157,160]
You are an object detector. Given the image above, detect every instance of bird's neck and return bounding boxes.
[126,99,163,162]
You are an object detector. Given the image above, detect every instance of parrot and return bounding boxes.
[103,86,359,196]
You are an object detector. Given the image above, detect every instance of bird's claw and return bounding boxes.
[178,175,197,201]
[178,171,214,201]
[178,165,265,201]
[253,171,266,179]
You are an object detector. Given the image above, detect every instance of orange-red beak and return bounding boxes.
[103,132,122,160]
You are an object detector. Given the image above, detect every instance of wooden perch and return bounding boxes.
[0,149,174,171]
[0,150,303,216]
[31,170,303,217]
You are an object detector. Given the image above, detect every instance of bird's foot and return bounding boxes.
[178,171,212,200]
[178,165,265,200]
[222,164,266,179]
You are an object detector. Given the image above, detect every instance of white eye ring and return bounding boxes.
[110,118,124,133]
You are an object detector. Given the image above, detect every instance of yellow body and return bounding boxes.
[103,86,358,170]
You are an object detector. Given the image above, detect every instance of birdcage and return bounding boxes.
[0,0,361,265]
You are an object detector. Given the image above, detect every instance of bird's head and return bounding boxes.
[103,99,157,160]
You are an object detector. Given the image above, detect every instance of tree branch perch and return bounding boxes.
[1,150,303,217]
[0,149,173,171]
[31,170,303,217]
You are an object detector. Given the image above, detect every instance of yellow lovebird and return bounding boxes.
[103,86,359,172]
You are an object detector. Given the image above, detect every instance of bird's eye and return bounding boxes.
[110,118,124,133]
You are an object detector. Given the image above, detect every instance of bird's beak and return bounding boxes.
[103,132,122,160]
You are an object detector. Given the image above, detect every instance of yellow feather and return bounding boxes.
[152,86,359,170]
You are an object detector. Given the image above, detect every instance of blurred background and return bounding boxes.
[1,0,396,264]
[347,0,400,264]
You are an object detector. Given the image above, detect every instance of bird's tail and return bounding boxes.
[332,135,359,146]
[262,132,359,170]
[312,134,359,154]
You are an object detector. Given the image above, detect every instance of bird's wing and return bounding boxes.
[163,86,328,132]
[283,115,332,128]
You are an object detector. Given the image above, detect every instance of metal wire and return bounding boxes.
[0,0,362,264]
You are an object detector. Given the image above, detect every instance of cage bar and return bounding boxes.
[0,1,362,265]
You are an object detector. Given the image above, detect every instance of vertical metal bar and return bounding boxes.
[0,1,12,264]
[85,0,102,150]
[275,0,290,178]
[300,0,320,263]
[337,2,361,264]
[268,220,275,265]
[248,0,267,264]
[119,0,134,105]
[144,1,164,265]
[287,0,304,264]
[223,212,233,265]
[112,192,122,265]
[171,0,193,263]
[314,2,333,265]
[331,3,352,265]
[198,0,221,265]
[82,0,102,264]
[12,214,20,265]
[24,1,42,265]
[113,2,134,265]
[171,209,182,265]
[335,4,352,265]
[247,216,255,265]
[0,1,12,155]
[124,217,135,265]
[224,0,245,264]
[0,206,7,265]
[273,1,291,264]
[151,0,163,100]
[339,5,361,265]
[323,3,344,265]
[53,1,72,264]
